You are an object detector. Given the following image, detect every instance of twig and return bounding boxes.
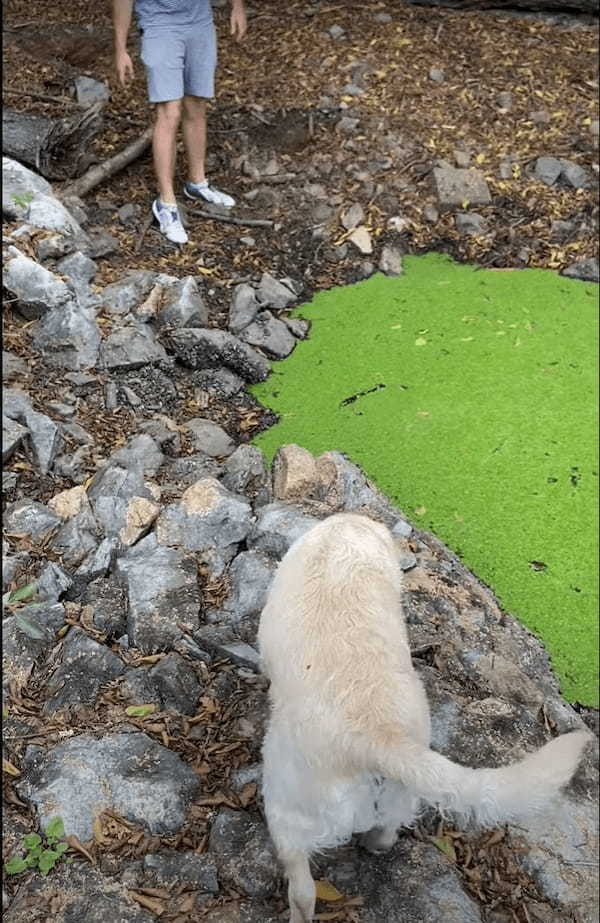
[134,213,154,254]
[434,24,444,42]
[60,125,153,199]
[3,88,76,106]
[192,208,274,229]
[257,172,297,184]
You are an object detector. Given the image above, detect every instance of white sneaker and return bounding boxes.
[183,180,236,208]
[152,199,188,244]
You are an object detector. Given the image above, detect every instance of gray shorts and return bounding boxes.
[140,26,217,103]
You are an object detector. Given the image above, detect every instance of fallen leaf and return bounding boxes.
[315,880,345,902]
[3,758,21,777]
[125,704,157,718]
[414,337,427,346]
[430,835,456,861]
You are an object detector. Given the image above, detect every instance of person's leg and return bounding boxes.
[181,95,207,185]
[154,99,183,203]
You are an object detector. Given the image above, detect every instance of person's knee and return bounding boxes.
[182,95,207,120]
[155,100,183,128]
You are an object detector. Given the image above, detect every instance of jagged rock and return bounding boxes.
[562,258,599,283]
[163,453,222,490]
[48,484,88,520]
[156,479,252,571]
[115,534,201,651]
[379,244,403,276]
[56,251,98,291]
[44,627,125,713]
[146,653,203,715]
[4,499,61,542]
[36,561,72,601]
[455,212,487,236]
[2,350,28,382]
[156,277,208,328]
[167,327,270,383]
[2,864,155,923]
[209,808,278,898]
[100,324,168,370]
[184,419,236,457]
[220,551,276,626]
[99,270,158,316]
[316,450,401,525]
[432,167,491,211]
[559,159,589,189]
[240,311,296,359]
[3,389,62,473]
[341,202,365,231]
[74,537,118,584]
[74,75,110,106]
[143,851,218,892]
[108,433,165,477]
[2,248,73,320]
[2,157,88,239]
[88,464,158,538]
[221,445,271,504]
[193,367,245,397]
[49,504,100,567]
[32,299,101,369]
[119,496,160,546]
[2,415,28,461]
[229,283,261,334]
[534,156,563,186]
[18,731,200,841]
[283,316,310,339]
[348,226,373,255]
[2,602,66,690]
[256,273,296,310]
[247,502,321,558]
[82,576,128,637]
[208,640,260,670]
[272,444,320,501]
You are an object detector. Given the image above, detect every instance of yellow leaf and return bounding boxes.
[415,337,427,346]
[315,880,345,902]
[3,758,21,777]
[431,835,456,861]
[475,153,486,164]
[196,267,216,276]
[460,336,474,342]
[414,506,427,516]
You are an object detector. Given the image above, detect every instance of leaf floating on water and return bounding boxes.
[414,506,427,516]
[430,835,457,861]
[415,337,427,346]
[315,880,345,902]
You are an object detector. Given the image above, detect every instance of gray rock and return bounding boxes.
[74,536,119,584]
[534,156,563,186]
[221,551,275,625]
[229,283,261,334]
[117,203,139,225]
[455,212,487,236]
[316,450,400,524]
[2,602,66,690]
[74,75,110,106]
[53,446,91,484]
[327,24,345,39]
[18,731,200,841]
[208,640,260,670]
[82,575,128,637]
[4,499,61,542]
[247,502,320,558]
[391,518,412,539]
[147,653,202,714]
[550,219,576,241]
[2,157,87,239]
[55,251,98,292]
[108,433,164,477]
[167,327,270,383]
[2,249,73,320]
[221,445,271,503]
[50,509,100,568]
[32,299,101,369]
[156,478,252,565]
[119,667,162,708]
[86,227,119,258]
[496,90,513,110]
[116,534,201,652]
[34,232,74,261]
[157,276,208,328]
[283,316,310,339]
[429,67,445,84]
[374,11,392,23]
[559,159,589,189]
[23,407,62,474]
[2,864,155,923]
[2,545,30,590]
[143,852,218,892]
[99,271,158,316]
[240,310,296,359]
[433,167,491,211]
[562,258,599,283]
[341,202,365,231]
[2,350,27,382]
[44,627,125,713]
[424,204,439,223]
[185,419,236,457]
[209,808,278,898]
[2,415,28,461]
[163,452,222,489]
[256,273,296,310]
[100,324,168,370]
[88,464,157,537]
[193,367,244,397]
[379,245,403,276]
[230,763,263,793]
[36,561,72,601]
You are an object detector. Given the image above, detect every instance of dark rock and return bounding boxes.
[44,627,125,713]
[455,212,487,236]
[108,433,164,477]
[247,502,321,558]
[2,350,28,382]
[192,367,244,397]
[2,415,28,461]
[56,251,98,291]
[433,167,491,211]
[32,299,101,370]
[100,324,168,370]
[220,551,275,625]
[36,561,73,601]
[185,419,236,457]
[209,808,278,898]
[240,310,296,359]
[562,258,599,283]
[221,445,271,504]
[157,277,209,328]
[229,283,261,334]
[143,851,218,891]
[82,576,128,637]
[147,653,202,714]
[559,159,589,189]
[2,602,66,690]
[534,156,562,186]
[167,327,270,384]
[4,499,61,542]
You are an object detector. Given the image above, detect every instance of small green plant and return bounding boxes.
[4,817,71,877]
[11,191,34,210]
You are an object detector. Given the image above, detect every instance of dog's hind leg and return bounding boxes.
[360,780,419,854]
[280,849,315,923]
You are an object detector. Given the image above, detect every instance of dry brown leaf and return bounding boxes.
[315,880,345,902]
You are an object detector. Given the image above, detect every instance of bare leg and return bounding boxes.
[182,95,208,184]
[153,100,182,204]
[282,850,316,923]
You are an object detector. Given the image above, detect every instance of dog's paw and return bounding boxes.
[358,828,398,854]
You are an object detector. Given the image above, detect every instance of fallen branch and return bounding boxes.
[60,125,153,199]
[3,89,77,106]
[192,208,274,229]
[2,103,103,179]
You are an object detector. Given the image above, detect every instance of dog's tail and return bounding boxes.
[378,730,590,827]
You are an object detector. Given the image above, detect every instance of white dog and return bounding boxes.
[258,512,590,923]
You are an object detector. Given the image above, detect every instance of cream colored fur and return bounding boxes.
[258,512,590,923]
